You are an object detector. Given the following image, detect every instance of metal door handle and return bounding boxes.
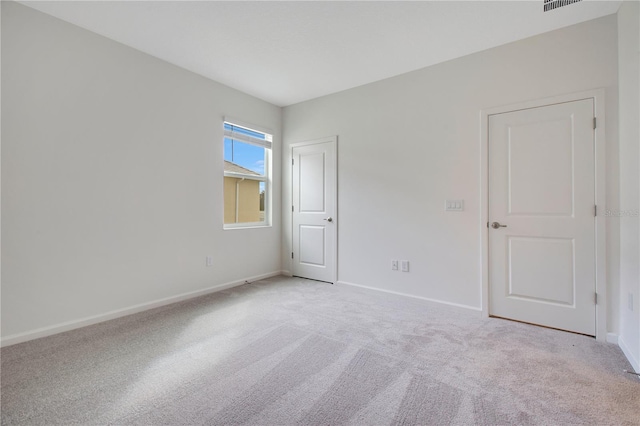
[323,217,333,222]
[491,222,507,229]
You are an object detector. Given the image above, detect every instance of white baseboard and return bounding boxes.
[606,333,619,344]
[281,270,292,277]
[335,280,482,315]
[0,271,283,348]
[618,335,640,375]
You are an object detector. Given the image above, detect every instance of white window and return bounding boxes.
[223,119,272,228]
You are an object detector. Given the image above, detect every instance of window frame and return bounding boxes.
[222,117,272,230]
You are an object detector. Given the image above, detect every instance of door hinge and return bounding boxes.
[593,117,597,129]
[292,158,294,166]
[594,205,597,217]
[291,252,294,259]
[292,205,294,212]
[595,292,598,304]
[487,222,489,228]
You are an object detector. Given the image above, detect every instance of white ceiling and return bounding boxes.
[20,0,622,107]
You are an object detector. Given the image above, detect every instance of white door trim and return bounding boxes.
[290,136,338,283]
[480,89,607,341]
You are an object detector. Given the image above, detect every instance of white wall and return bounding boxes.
[617,0,640,372]
[283,16,619,316]
[1,2,282,342]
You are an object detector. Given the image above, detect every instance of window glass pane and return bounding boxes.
[223,120,271,228]
[223,176,264,224]
[259,181,266,222]
[224,137,265,175]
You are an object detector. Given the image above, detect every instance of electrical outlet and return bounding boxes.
[392,260,399,271]
[401,260,410,272]
[206,256,213,267]
[629,293,634,311]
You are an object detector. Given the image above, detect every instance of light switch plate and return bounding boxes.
[445,200,464,211]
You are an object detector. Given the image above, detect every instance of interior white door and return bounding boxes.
[489,99,596,336]
[292,137,337,283]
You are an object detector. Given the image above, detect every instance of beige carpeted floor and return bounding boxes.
[2,276,639,425]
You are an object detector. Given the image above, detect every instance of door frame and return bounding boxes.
[480,89,607,341]
[290,136,338,284]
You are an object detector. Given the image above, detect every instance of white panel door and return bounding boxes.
[292,137,337,283]
[489,99,596,336]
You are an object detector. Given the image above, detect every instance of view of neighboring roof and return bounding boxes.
[224,160,260,176]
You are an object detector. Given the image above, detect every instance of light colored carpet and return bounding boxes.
[1,276,638,425]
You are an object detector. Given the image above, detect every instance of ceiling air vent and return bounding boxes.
[544,0,582,12]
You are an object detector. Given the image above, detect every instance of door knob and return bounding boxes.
[323,217,333,222]
[491,222,507,229]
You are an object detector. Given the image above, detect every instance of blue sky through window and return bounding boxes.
[223,123,268,176]
[224,138,265,175]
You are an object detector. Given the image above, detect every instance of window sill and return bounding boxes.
[223,223,271,230]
